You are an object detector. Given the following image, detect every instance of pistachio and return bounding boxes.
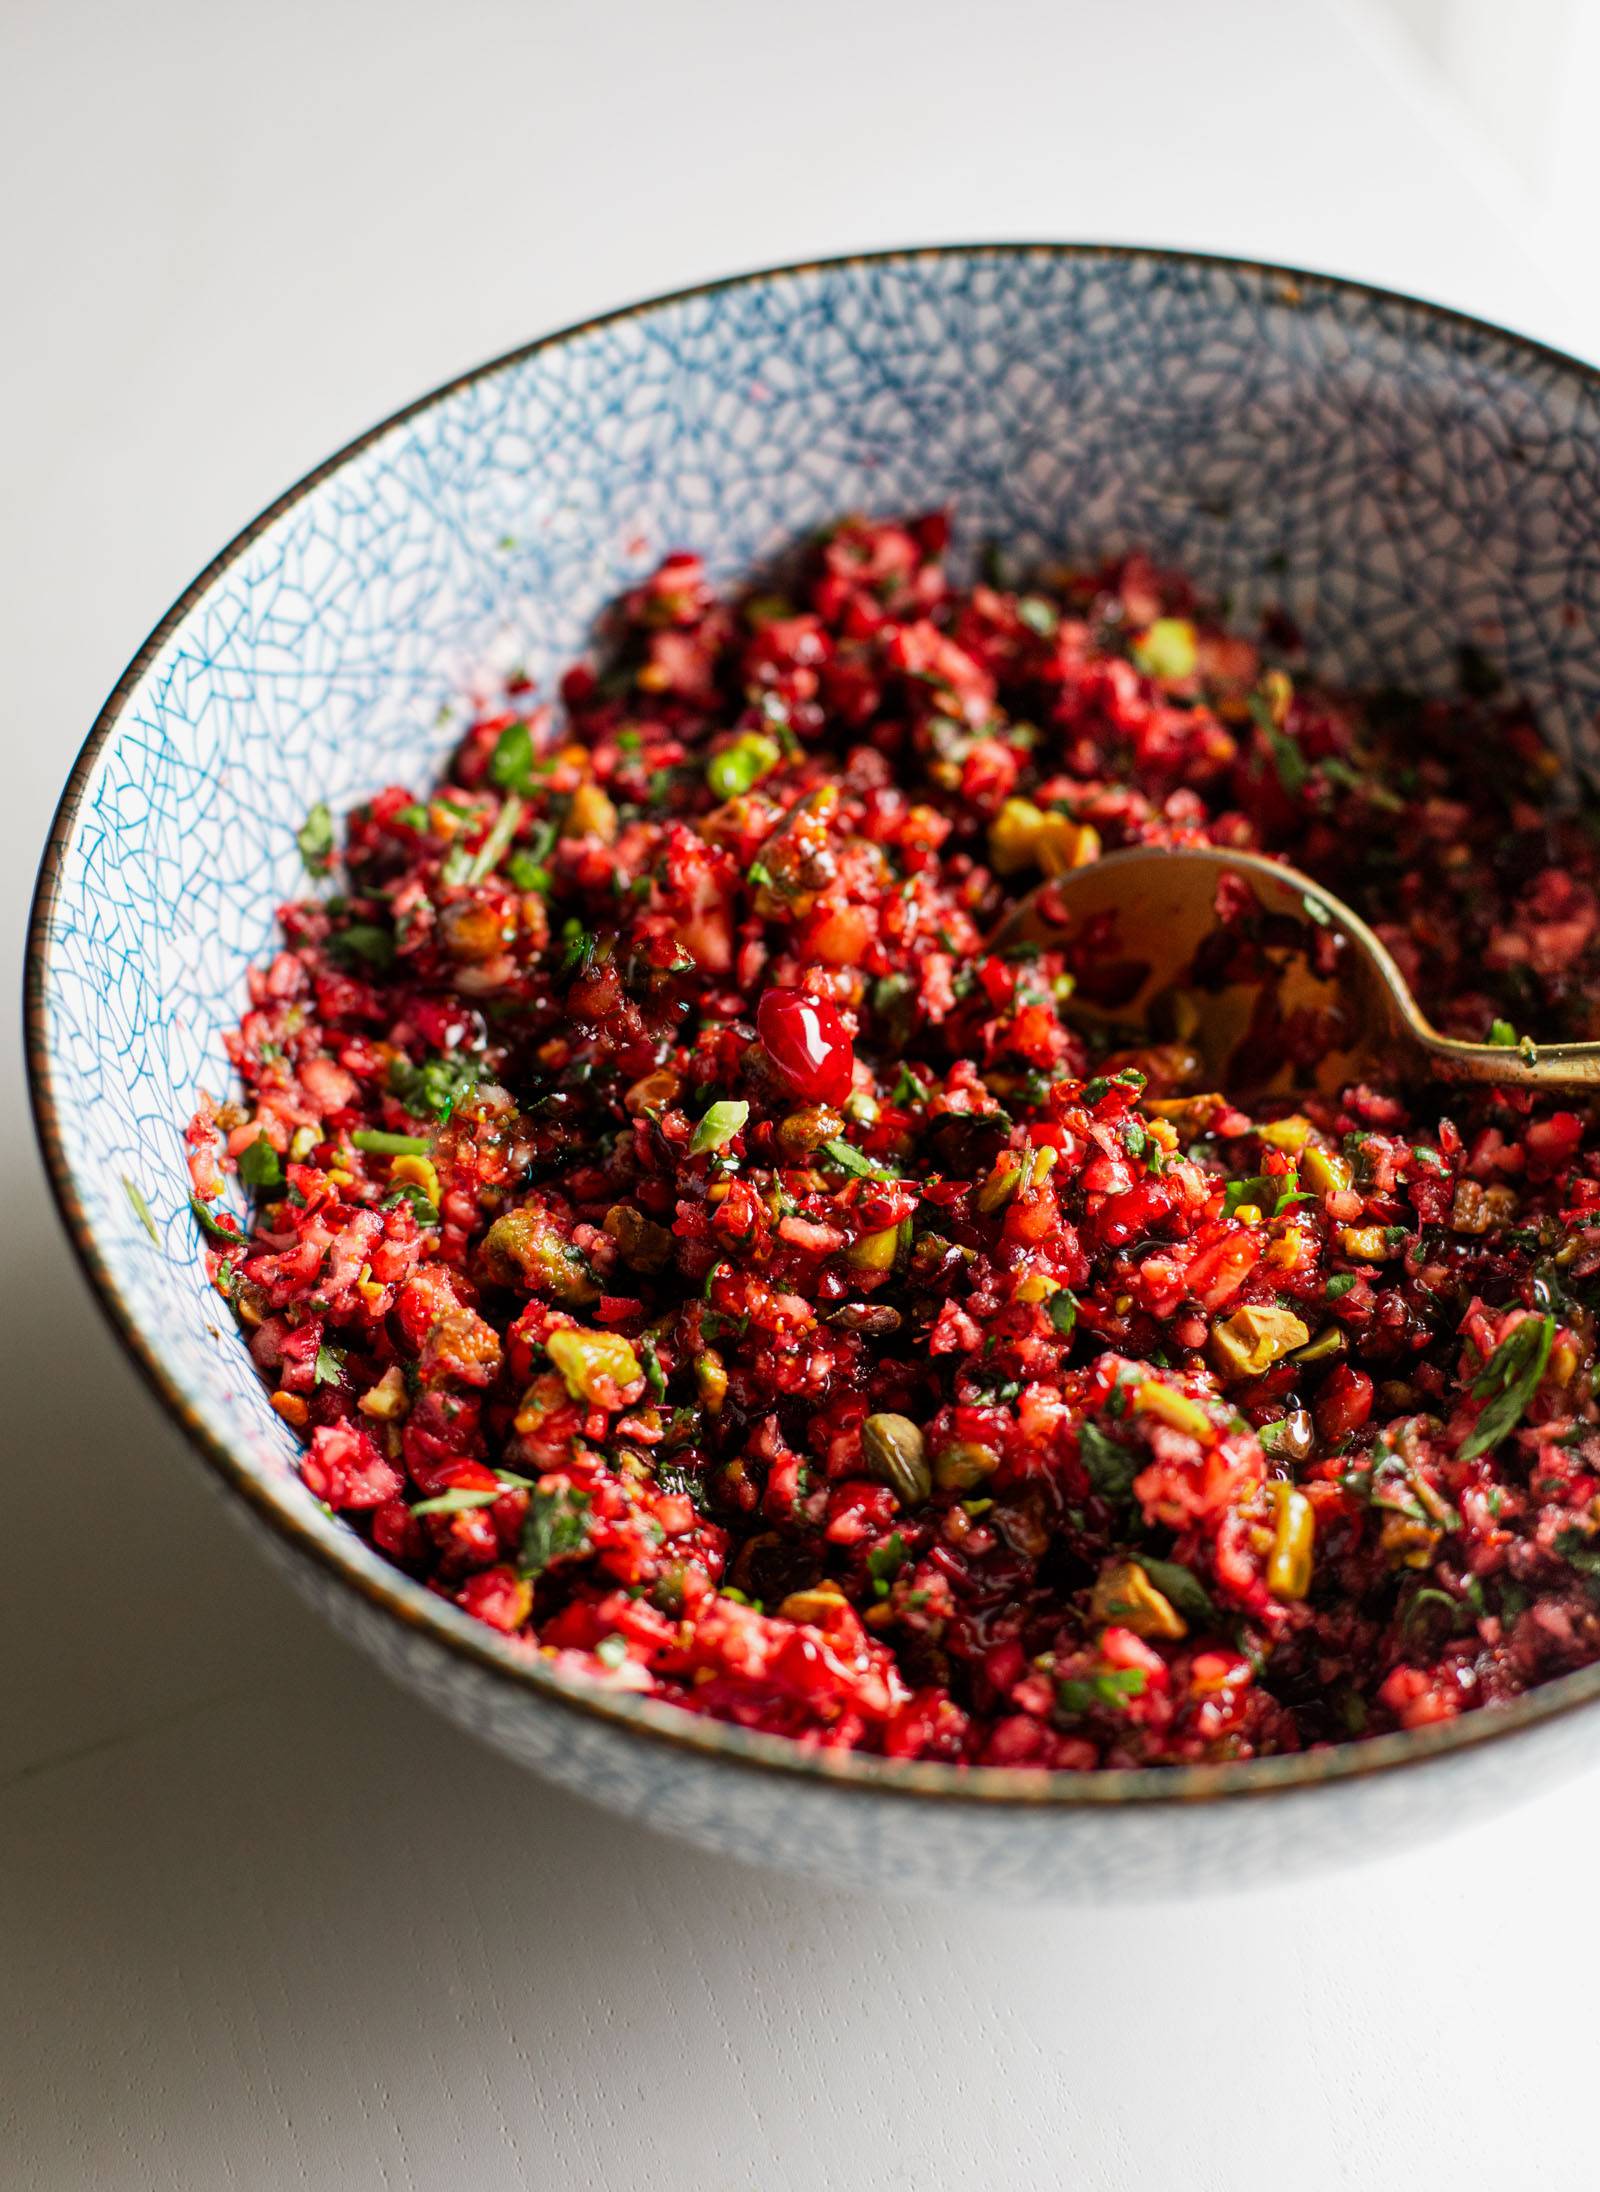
[1266,1482,1315,1600]
[847,1224,901,1271]
[357,1364,411,1421]
[1256,1114,1313,1153]
[1131,616,1198,682]
[1289,1325,1345,1365]
[623,1066,681,1116]
[1132,1380,1215,1441]
[1272,1407,1316,1464]
[603,1201,675,1274]
[563,780,619,842]
[545,1328,643,1407]
[861,1413,932,1506]
[1301,1144,1353,1195]
[776,1585,849,1626]
[933,1438,1000,1493]
[987,797,1101,878]
[975,1142,1056,1214]
[695,1348,728,1415]
[776,1103,845,1155]
[389,1152,440,1205]
[439,898,506,963]
[1379,1512,1440,1570]
[1090,1558,1188,1640]
[480,1208,599,1304]
[1211,1304,1312,1380]
[1450,1178,1518,1234]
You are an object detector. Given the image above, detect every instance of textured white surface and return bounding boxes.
[3,2,1596,2184]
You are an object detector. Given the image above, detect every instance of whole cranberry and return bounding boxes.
[756,987,855,1104]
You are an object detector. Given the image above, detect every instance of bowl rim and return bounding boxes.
[27,238,1600,1813]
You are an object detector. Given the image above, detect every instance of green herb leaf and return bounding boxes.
[388,1051,481,1124]
[519,1485,592,1577]
[122,1176,160,1243]
[189,1193,241,1245]
[1078,1420,1138,1503]
[411,1485,502,1517]
[489,720,535,791]
[380,1183,439,1226]
[1138,1557,1215,1626]
[821,1137,897,1180]
[866,1532,908,1589]
[506,850,552,893]
[1248,695,1309,795]
[1488,1019,1518,1048]
[329,922,395,971]
[1057,1667,1148,1715]
[465,792,525,885]
[1048,1288,1080,1339]
[1460,1314,1555,1459]
[706,732,781,802]
[1222,1174,1274,1219]
[689,1099,750,1155]
[296,801,335,877]
[1325,1272,1357,1300]
[639,1334,668,1402]
[313,1342,346,1386]
[238,1136,284,1195]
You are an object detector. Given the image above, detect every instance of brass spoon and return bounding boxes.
[990,843,1600,1094]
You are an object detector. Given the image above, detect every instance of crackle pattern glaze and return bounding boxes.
[30,249,1600,1898]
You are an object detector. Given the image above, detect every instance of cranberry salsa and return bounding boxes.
[186,515,1600,1768]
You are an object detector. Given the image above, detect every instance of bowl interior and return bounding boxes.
[31,244,1600,1782]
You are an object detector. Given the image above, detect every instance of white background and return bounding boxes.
[5,4,1597,2186]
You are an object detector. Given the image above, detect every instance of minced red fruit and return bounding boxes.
[187,515,1600,1767]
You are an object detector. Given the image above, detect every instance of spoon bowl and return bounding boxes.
[994,844,1600,1094]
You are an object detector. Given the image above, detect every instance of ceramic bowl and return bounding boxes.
[29,247,1600,1900]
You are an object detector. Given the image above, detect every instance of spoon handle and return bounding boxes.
[1411,1034,1600,1089]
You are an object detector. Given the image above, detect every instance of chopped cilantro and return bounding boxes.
[1138,1557,1215,1627]
[1460,1314,1554,1459]
[388,1051,481,1124]
[1048,1288,1080,1339]
[488,720,535,791]
[1078,1420,1137,1502]
[238,1136,284,1195]
[412,1484,502,1517]
[1057,1668,1148,1715]
[822,1136,897,1180]
[329,922,395,971]
[296,801,335,877]
[519,1485,592,1577]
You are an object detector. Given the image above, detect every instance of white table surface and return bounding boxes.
[5,3,1595,2185]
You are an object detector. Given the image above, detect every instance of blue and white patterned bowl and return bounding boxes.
[29,247,1600,1899]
